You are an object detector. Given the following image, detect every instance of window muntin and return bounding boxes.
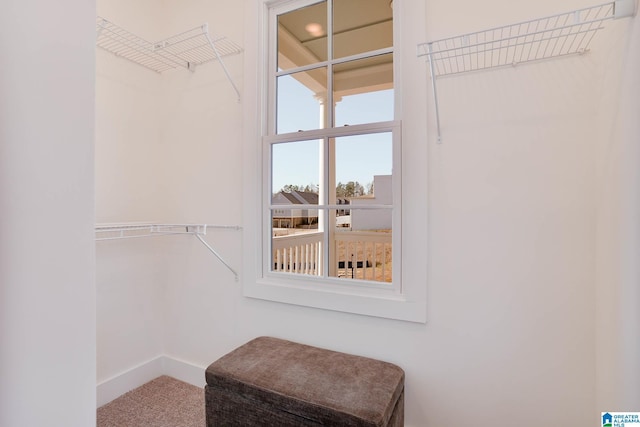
[267,0,397,288]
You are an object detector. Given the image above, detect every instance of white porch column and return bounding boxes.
[315,92,342,276]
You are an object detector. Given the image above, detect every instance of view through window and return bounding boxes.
[267,0,397,285]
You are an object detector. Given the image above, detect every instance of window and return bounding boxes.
[244,0,426,322]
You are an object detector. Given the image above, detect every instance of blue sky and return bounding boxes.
[273,74,393,193]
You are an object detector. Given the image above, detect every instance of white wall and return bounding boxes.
[96,0,167,223]
[158,0,246,372]
[0,0,96,426]
[94,0,639,425]
[239,1,596,425]
[94,0,245,399]
[95,0,174,395]
[595,13,640,412]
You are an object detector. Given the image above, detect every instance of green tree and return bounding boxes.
[281,184,301,193]
[336,181,364,198]
[279,183,319,194]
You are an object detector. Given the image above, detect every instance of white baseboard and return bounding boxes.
[97,355,207,407]
[162,355,207,388]
[97,356,164,407]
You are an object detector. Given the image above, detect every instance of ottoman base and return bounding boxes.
[205,337,405,426]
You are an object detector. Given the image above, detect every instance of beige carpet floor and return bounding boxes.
[97,376,206,427]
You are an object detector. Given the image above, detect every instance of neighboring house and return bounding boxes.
[350,175,392,230]
[272,190,319,228]
[336,197,351,227]
[271,181,392,230]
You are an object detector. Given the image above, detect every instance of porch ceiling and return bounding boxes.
[277,0,393,96]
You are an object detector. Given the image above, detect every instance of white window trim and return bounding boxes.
[242,0,427,323]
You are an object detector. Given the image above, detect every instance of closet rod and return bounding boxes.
[95,223,241,280]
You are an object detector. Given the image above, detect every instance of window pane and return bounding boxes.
[272,139,321,196]
[266,0,398,289]
[330,133,393,283]
[329,209,392,282]
[334,133,392,203]
[271,209,323,275]
[277,1,327,71]
[333,0,392,59]
[271,137,321,275]
[277,68,327,134]
[333,55,393,126]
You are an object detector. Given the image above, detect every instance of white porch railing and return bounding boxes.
[334,230,392,282]
[272,231,323,275]
[272,230,392,282]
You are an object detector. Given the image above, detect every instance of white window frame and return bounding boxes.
[263,121,401,295]
[243,0,427,323]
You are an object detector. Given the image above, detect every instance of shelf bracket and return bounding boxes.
[194,233,239,282]
[203,24,241,102]
[425,42,442,144]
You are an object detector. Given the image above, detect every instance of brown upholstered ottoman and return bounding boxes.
[205,336,404,426]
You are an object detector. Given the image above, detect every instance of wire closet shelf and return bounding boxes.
[95,223,241,281]
[417,0,636,142]
[417,2,618,77]
[96,17,242,98]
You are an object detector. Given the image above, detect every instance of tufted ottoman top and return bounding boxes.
[205,336,404,426]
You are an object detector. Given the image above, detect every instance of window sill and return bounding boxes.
[243,277,426,323]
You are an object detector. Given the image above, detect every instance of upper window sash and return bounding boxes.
[268,0,395,136]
